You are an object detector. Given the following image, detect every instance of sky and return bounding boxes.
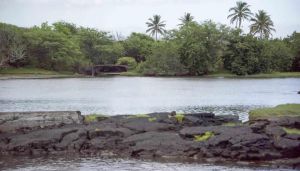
[0,0,299,38]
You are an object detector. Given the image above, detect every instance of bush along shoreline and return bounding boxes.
[1,7,300,77]
[0,104,299,169]
[1,67,300,79]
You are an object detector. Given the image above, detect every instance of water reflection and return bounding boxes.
[0,77,299,122]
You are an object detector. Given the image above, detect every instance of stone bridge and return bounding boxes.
[81,65,128,76]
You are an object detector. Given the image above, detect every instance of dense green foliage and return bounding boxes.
[116,57,137,70]
[1,1,299,75]
[138,41,186,75]
[174,22,226,75]
[123,33,154,62]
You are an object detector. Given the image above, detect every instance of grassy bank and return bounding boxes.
[0,67,72,75]
[206,71,300,78]
[0,67,85,79]
[120,71,300,78]
[249,104,300,120]
[1,67,300,79]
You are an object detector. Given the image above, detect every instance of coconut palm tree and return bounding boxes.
[227,1,253,28]
[179,12,194,26]
[146,15,166,40]
[250,10,275,39]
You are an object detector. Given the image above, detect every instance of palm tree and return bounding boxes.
[146,15,166,40]
[227,1,253,28]
[250,10,275,39]
[179,12,194,26]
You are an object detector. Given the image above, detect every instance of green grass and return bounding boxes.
[120,70,300,78]
[245,72,300,78]
[249,104,300,120]
[222,122,242,127]
[148,117,157,122]
[174,113,185,123]
[282,127,300,135]
[3,67,299,79]
[0,67,73,75]
[84,114,108,123]
[207,71,300,78]
[194,131,215,142]
[119,71,142,76]
[126,114,150,119]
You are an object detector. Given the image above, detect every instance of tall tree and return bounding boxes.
[179,13,195,26]
[227,1,253,28]
[146,15,166,41]
[250,10,275,39]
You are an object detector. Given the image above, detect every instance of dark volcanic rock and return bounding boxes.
[0,111,83,133]
[180,126,272,160]
[0,111,300,169]
[274,137,300,157]
[122,132,193,158]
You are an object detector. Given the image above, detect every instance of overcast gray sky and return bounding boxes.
[0,0,299,38]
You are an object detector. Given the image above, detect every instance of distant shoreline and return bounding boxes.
[1,72,300,80]
[1,67,300,80]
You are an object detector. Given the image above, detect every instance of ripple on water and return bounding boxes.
[0,155,291,171]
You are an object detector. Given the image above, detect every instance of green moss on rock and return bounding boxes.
[148,117,157,122]
[84,114,108,123]
[222,122,242,127]
[249,104,300,120]
[282,127,300,135]
[126,114,150,119]
[175,113,184,123]
[194,131,214,142]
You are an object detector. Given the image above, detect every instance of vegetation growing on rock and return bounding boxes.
[222,122,242,127]
[84,114,108,123]
[174,113,185,123]
[249,104,300,120]
[126,114,150,119]
[282,127,300,135]
[148,117,157,122]
[194,131,215,142]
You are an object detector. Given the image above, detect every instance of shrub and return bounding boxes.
[117,57,137,70]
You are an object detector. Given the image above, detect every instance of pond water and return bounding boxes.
[0,77,299,121]
[0,155,292,171]
[0,76,299,171]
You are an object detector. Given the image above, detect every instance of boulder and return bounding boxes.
[0,111,83,133]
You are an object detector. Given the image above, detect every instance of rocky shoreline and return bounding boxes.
[0,111,299,169]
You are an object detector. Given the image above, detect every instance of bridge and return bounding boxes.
[81,65,128,76]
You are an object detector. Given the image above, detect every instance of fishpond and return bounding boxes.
[0,76,299,171]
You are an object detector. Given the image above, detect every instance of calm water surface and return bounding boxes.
[0,77,299,121]
[0,77,299,171]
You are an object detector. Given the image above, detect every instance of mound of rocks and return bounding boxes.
[0,111,299,169]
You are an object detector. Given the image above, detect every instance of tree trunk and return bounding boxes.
[91,64,95,77]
